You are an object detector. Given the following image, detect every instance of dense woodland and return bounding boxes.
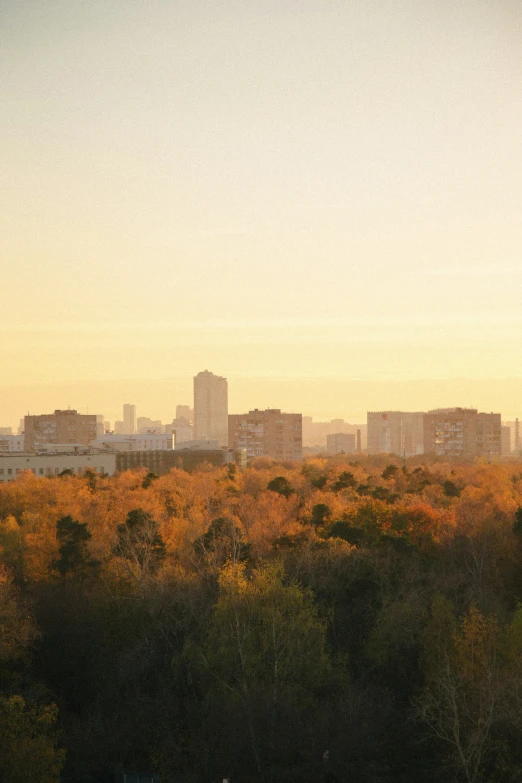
[3,456,522,782]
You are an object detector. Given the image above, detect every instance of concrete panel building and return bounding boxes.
[502,425,512,457]
[0,435,25,452]
[93,433,174,452]
[228,409,302,461]
[194,370,228,447]
[0,451,116,482]
[24,410,98,452]
[367,412,424,456]
[326,433,356,455]
[423,408,501,460]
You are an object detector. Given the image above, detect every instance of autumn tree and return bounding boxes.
[0,566,39,685]
[418,598,502,783]
[0,696,65,783]
[113,509,166,587]
[201,561,330,779]
[53,516,98,579]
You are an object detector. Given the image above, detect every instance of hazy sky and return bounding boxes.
[2,0,522,425]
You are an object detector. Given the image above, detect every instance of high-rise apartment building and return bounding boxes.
[502,425,512,457]
[123,404,137,434]
[228,409,302,461]
[326,433,356,455]
[423,408,501,460]
[193,371,228,447]
[367,411,424,456]
[24,410,98,452]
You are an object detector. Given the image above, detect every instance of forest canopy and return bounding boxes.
[2,456,522,782]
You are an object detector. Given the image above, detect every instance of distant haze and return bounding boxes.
[2,1,522,425]
[4,376,522,432]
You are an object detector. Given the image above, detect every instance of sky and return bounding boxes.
[2,0,522,427]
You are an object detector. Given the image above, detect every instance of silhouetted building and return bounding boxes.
[327,433,356,454]
[93,433,174,451]
[194,370,228,447]
[228,409,302,460]
[24,410,98,452]
[302,416,366,450]
[96,415,105,437]
[367,411,424,456]
[137,416,163,433]
[123,403,137,434]
[174,438,219,450]
[423,408,501,460]
[176,404,193,424]
[502,425,512,456]
[165,417,194,444]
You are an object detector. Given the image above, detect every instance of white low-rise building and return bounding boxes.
[0,435,25,452]
[92,433,174,452]
[0,452,116,482]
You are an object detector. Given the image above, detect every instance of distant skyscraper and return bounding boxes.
[123,404,136,434]
[193,370,228,447]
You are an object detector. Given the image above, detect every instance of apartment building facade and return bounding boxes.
[0,452,116,483]
[423,408,501,460]
[228,409,302,461]
[92,433,174,452]
[24,410,98,452]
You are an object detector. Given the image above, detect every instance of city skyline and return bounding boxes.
[3,373,522,432]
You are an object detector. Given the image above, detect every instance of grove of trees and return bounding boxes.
[3,455,522,781]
